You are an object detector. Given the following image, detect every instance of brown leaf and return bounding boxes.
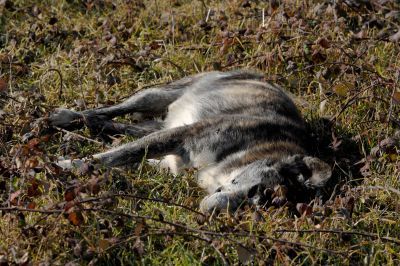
[68,211,84,226]
[27,201,36,209]
[25,157,39,169]
[134,222,145,236]
[26,138,40,150]
[0,79,7,92]
[65,187,77,202]
[392,91,400,104]
[27,178,41,197]
[219,38,233,54]
[296,203,313,216]
[344,196,355,217]
[98,239,111,251]
[317,37,331,49]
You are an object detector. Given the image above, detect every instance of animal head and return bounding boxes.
[199,155,331,214]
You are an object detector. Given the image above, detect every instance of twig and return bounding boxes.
[0,206,62,214]
[82,207,345,256]
[274,229,400,245]
[281,61,387,81]
[77,193,206,217]
[0,93,21,103]
[54,126,107,147]
[105,230,229,265]
[365,186,400,197]
[0,205,345,257]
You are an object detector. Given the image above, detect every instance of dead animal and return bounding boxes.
[50,70,332,213]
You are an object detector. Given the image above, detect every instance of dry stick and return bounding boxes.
[274,229,400,245]
[365,185,400,197]
[281,61,387,81]
[0,206,345,256]
[40,68,64,100]
[104,230,229,265]
[331,81,378,122]
[54,126,107,147]
[0,207,62,214]
[77,193,206,217]
[82,208,345,256]
[0,93,21,103]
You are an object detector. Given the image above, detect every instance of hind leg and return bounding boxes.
[49,76,196,130]
[93,120,163,137]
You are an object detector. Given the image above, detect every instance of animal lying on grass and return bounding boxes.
[49,70,332,214]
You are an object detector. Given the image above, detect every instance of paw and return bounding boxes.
[57,158,86,170]
[199,192,242,214]
[49,108,82,128]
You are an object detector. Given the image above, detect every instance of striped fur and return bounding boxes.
[50,70,332,213]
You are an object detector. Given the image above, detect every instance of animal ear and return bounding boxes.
[278,155,332,189]
[301,156,332,188]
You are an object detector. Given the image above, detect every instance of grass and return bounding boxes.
[1,0,400,264]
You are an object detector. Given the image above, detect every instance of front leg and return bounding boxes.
[59,116,230,169]
[56,125,188,169]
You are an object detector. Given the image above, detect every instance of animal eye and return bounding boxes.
[215,186,222,192]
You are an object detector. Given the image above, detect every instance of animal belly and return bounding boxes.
[163,94,199,129]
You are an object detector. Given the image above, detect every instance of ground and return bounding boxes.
[0,0,400,264]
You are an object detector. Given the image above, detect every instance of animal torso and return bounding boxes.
[50,70,331,213]
[160,71,307,193]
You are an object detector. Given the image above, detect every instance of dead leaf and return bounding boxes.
[68,211,84,226]
[317,37,330,49]
[26,138,40,150]
[65,187,77,201]
[98,239,111,251]
[27,201,36,209]
[27,178,41,197]
[25,157,39,169]
[134,222,145,236]
[87,177,100,194]
[237,245,254,264]
[0,78,7,92]
[392,91,400,104]
[296,203,313,216]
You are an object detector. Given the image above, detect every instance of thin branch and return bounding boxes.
[274,229,400,245]
[77,193,206,217]
[82,207,345,256]
[365,186,400,197]
[0,206,62,214]
[104,230,228,265]
[54,126,107,147]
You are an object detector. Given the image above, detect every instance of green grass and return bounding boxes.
[1,0,400,264]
